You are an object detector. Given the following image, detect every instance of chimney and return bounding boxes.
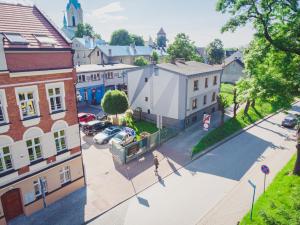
[108,49,112,57]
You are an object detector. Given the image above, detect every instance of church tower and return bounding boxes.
[66,0,83,28]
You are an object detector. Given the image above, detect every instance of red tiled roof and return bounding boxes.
[0,3,70,49]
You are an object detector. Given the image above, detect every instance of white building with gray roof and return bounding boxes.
[127,60,223,129]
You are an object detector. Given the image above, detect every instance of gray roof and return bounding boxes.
[76,63,137,73]
[157,61,222,76]
[97,45,153,57]
[224,50,244,66]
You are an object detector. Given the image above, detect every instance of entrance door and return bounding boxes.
[1,189,23,221]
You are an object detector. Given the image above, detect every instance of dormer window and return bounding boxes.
[34,34,56,46]
[3,33,28,45]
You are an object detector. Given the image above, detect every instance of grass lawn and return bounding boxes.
[220,83,235,107]
[192,99,283,155]
[240,156,300,225]
[126,120,158,140]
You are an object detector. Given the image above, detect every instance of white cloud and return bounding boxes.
[86,2,127,23]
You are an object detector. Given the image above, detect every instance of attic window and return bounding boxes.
[3,33,28,45]
[34,34,56,46]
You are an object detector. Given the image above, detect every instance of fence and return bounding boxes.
[110,127,179,164]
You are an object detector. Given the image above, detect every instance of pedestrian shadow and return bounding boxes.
[157,174,165,187]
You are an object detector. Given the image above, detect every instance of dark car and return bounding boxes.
[282,115,298,128]
[82,120,112,136]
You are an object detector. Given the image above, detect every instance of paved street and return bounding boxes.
[88,103,299,225]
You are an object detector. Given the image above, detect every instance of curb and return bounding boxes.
[191,100,300,161]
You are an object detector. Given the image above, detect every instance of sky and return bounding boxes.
[2,0,255,48]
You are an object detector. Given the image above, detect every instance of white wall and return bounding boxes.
[221,61,245,84]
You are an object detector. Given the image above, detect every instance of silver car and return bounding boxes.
[93,127,122,144]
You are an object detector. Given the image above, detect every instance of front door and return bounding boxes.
[1,189,23,221]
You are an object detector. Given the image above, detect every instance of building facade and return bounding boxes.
[221,51,245,84]
[89,44,153,65]
[0,3,84,224]
[76,64,136,105]
[128,61,222,129]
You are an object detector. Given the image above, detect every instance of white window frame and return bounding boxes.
[33,177,48,198]
[60,166,71,185]
[0,90,8,124]
[26,137,43,162]
[0,145,13,173]
[15,86,40,120]
[54,130,67,153]
[45,83,65,114]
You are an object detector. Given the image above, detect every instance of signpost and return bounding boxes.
[203,114,211,131]
[261,165,270,193]
[248,179,256,221]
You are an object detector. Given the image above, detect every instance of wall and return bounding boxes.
[221,61,245,84]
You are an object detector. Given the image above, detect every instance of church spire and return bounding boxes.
[63,13,67,28]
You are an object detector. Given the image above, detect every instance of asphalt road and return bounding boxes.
[88,103,299,225]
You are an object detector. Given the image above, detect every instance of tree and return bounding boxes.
[206,39,225,64]
[233,88,239,118]
[217,94,228,126]
[216,0,300,56]
[295,142,300,176]
[110,29,133,46]
[75,23,101,39]
[134,57,149,66]
[101,90,129,118]
[167,33,204,62]
[157,35,167,48]
[151,51,159,63]
[131,34,145,46]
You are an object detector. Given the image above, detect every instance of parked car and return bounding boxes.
[82,120,112,136]
[78,113,96,124]
[282,114,298,128]
[109,130,137,146]
[97,113,108,121]
[93,127,122,144]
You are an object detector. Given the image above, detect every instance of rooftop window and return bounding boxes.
[34,34,56,46]
[3,33,28,45]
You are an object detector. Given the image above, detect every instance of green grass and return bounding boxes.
[192,100,283,155]
[240,156,300,225]
[220,83,235,107]
[126,119,158,140]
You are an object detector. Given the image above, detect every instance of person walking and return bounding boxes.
[154,155,159,176]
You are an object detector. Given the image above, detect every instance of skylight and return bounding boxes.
[3,33,28,45]
[34,34,56,45]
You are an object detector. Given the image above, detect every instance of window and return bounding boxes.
[97,51,100,57]
[194,80,199,91]
[147,109,150,114]
[26,138,42,162]
[4,33,28,45]
[105,72,114,79]
[212,92,216,102]
[145,78,148,83]
[192,99,197,110]
[78,74,86,83]
[96,73,100,80]
[34,34,56,45]
[205,78,208,88]
[33,177,48,198]
[60,166,71,185]
[213,76,217,85]
[18,92,37,119]
[48,88,63,112]
[0,146,12,173]
[145,97,148,102]
[0,98,5,123]
[203,95,207,105]
[54,130,67,153]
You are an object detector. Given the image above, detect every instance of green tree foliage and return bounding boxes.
[167,33,204,62]
[75,23,101,39]
[131,34,145,46]
[101,90,129,117]
[157,35,167,48]
[216,0,300,55]
[134,57,149,66]
[151,51,159,63]
[217,94,228,125]
[110,29,133,46]
[206,39,225,64]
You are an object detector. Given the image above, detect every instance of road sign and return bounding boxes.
[261,165,270,175]
[203,114,211,131]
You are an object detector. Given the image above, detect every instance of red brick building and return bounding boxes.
[0,3,84,224]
